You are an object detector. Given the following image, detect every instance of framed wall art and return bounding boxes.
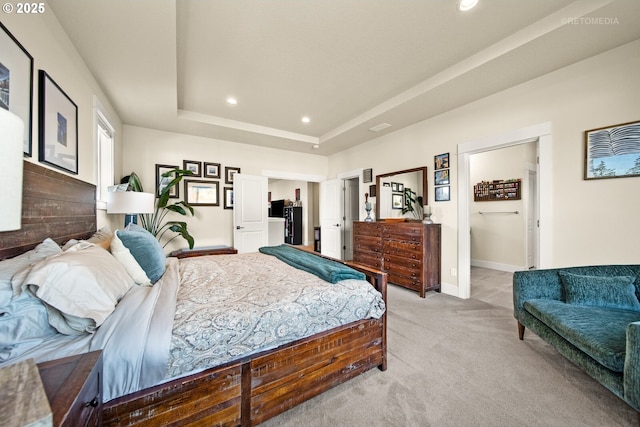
[156,164,178,198]
[224,187,234,209]
[185,180,219,206]
[1,23,33,156]
[363,168,373,183]
[435,153,449,170]
[584,120,640,180]
[435,186,450,202]
[183,160,202,177]
[392,193,403,209]
[225,166,241,184]
[204,162,221,179]
[38,70,78,174]
[434,169,450,185]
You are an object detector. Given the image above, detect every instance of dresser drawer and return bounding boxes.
[382,240,421,257]
[354,251,383,269]
[354,235,382,250]
[354,222,383,237]
[383,253,422,271]
[382,226,422,243]
[387,273,423,292]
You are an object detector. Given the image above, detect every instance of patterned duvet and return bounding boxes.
[166,252,386,378]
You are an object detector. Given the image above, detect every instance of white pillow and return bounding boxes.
[110,232,152,286]
[14,245,135,335]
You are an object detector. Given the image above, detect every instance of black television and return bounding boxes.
[270,199,285,217]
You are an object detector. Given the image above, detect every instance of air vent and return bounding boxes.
[369,123,391,132]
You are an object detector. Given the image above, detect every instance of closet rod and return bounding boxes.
[478,210,519,215]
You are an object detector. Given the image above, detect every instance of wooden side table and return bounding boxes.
[37,351,103,427]
[169,245,238,259]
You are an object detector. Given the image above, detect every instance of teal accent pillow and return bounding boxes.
[559,272,640,311]
[116,224,166,284]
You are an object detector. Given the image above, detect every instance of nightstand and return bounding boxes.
[37,351,103,427]
[169,245,238,259]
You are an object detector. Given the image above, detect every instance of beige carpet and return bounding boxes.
[261,273,637,427]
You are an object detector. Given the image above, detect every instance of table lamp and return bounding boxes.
[106,191,155,226]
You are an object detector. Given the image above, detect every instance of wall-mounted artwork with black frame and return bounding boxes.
[584,120,640,180]
[434,169,450,185]
[225,166,241,184]
[156,164,178,198]
[392,193,403,209]
[435,185,450,202]
[435,153,449,170]
[1,23,33,156]
[204,162,221,179]
[224,187,233,209]
[185,179,219,206]
[38,70,78,174]
[183,160,202,177]
[363,168,373,183]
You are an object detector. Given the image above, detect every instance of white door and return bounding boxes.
[320,178,343,259]
[233,174,268,253]
[343,178,359,260]
[526,169,538,269]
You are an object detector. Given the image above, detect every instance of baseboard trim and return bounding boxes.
[471,259,526,273]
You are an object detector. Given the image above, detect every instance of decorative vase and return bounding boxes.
[422,205,433,224]
[364,202,374,222]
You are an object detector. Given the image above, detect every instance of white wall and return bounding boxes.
[122,125,327,252]
[3,8,123,232]
[328,39,640,294]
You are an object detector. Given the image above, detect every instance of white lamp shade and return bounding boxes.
[0,108,25,232]
[106,191,155,214]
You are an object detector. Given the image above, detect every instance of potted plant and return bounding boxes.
[402,188,423,220]
[125,170,196,248]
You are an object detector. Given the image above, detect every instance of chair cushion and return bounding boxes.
[525,299,640,372]
[559,272,640,311]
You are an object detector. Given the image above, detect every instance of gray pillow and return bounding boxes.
[559,272,640,311]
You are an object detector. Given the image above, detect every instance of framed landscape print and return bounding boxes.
[38,70,78,174]
[204,162,221,179]
[0,23,33,156]
[156,164,179,198]
[434,169,450,185]
[584,120,640,180]
[185,180,219,206]
[183,160,202,177]
[435,153,449,170]
[392,193,403,209]
[435,186,450,202]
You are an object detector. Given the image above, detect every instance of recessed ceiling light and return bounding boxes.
[312,144,320,149]
[302,116,311,124]
[457,0,478,12]
[369,122,391,132]
[226,97,237,105]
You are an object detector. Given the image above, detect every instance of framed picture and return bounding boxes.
[295,188,300,201]
[435,169,450,185]
[203,162,221,179]
[224,187,234,209]
[383,182,391,187]
[1,23,33,156]
[391,182,398,192]
[38,70,78,174]
[363,168,373,183]
[435,153,449,170]
[369,184,377,198]
[183,160,202,177]
[156,164,178,198]
[392,193,403,209]
[397,183,404,193]
[435,186,450,202]
[584,120,640,180]
[185,179,219,206]
[225,166,241,184]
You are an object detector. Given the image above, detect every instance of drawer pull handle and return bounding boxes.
[85,397,99,408]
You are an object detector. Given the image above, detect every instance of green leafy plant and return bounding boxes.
[126,170,196,248]
[402,188,423,220]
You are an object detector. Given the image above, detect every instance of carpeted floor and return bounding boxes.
[260,268,638,427]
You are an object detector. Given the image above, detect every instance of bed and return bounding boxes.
[0,161,387,426]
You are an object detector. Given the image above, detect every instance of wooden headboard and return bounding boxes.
[0,161,96,260]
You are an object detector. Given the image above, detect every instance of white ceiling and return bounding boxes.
[48,0,640,155]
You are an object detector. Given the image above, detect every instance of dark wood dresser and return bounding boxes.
[353,221,441,297]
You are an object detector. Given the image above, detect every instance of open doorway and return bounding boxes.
[457,122,552,300]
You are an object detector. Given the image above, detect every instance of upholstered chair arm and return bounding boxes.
[512,269,563,312]
[624,321,640,412]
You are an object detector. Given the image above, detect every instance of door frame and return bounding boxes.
[457,122,552,299]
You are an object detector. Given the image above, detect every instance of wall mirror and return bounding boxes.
[375,166,428,219]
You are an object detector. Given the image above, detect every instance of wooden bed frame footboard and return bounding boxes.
[103,264,387,427]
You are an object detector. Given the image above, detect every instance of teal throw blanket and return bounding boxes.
[259,244,365,284]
